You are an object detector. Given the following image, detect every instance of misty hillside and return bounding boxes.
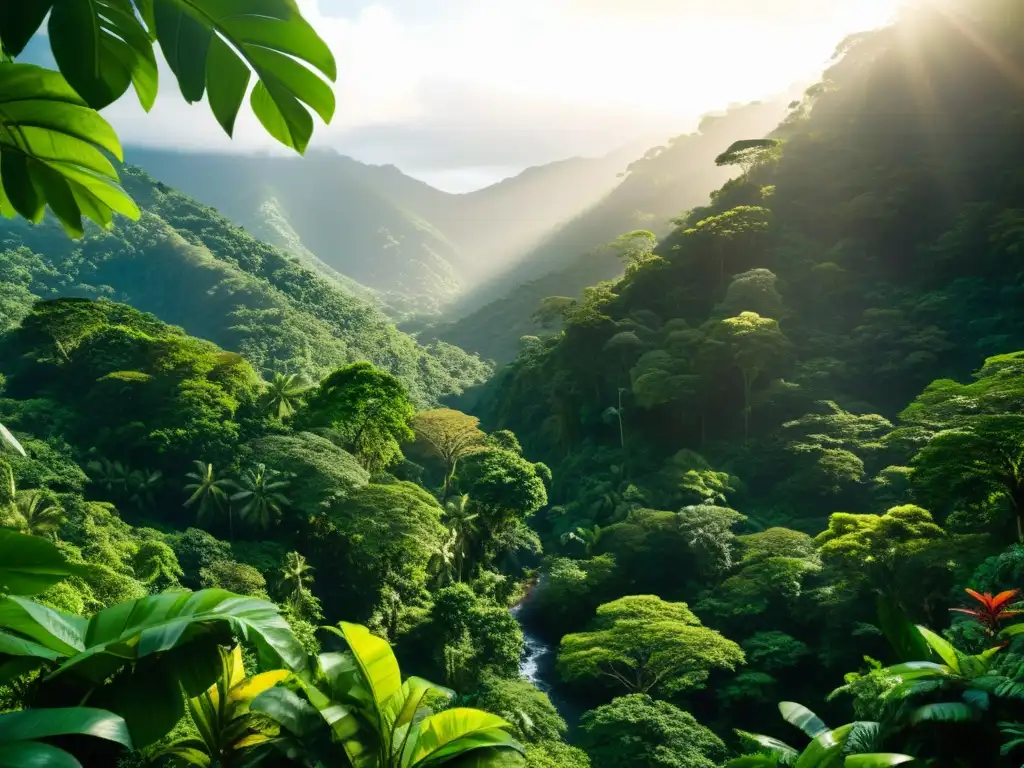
[0,166,490,407]
[427,95,796,362]
[127,147,631,316]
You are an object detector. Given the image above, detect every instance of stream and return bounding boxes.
[510,599,556,694]
[509,581,584,729]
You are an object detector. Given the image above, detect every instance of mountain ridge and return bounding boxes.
[425,94,800,362]
[125,145,634,317]
[0,165,491,407]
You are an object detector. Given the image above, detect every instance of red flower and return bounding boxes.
[950,589,1024,635]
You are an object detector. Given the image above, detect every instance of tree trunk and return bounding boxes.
[1012,485,1024,543]
[442,458,454,503]
[617,389,625,449]
[742,371,752,442]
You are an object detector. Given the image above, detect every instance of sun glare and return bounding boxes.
[471,0,908,120]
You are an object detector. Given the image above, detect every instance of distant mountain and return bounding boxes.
[427,95,798,363]
[127,147,632,317]
[0,166,491,407]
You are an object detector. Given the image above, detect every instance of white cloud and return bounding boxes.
[102,0,902,189]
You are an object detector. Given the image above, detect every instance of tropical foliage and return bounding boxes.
[3,1,1024,767]
[0,0,336,236]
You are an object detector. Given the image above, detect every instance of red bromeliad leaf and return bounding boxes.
[990,590,1020,610]
[953,589,1024,633]
[965,589,996,610]
[950,608,985,618]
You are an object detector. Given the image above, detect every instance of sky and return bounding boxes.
[73,0,901,191]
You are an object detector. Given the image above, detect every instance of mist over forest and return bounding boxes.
[2,1,1024,766]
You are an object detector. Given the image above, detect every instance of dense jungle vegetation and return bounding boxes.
[3,0,1024,766]
[429,97,794,364]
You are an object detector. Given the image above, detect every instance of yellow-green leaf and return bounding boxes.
[406,709,521,767]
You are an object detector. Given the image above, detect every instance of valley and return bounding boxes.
[2,1,1024,767]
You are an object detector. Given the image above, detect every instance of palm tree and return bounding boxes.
[280,551,315,609]
[7,491,65,538]
[445,494,479,583]
[231,464,290,530]
[183,461,236,539]
[128,468,163,510]
[428,527,458,588]
[560,524,602,556]
[87,457,131,495]
[263,372,312,420]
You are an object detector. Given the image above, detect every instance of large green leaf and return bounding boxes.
[0,631,63,661]
[446,748,527,767]
[908,702,976,724]
[1001,623,1024,639]
[915,626,960,672]
[883,661,949,682]
[0,530,86,596]
[877,596,930,663]
[0,707,132,768]
[0,590,302,746]
[0,597,87,656]
[150,0,337,152]
[48,0,158,110]
[327,622,401,736]
[795,726,845,768]
[724,758,781,768]
[747,733,799,760]
[0,2,51,57]
[0,62,139,236]
[383,676,452,735]
[406,708,522,767]
[780,702,829,739]
[251,686,324,739]
[0,707,132,747]
[0,741,83,768]
[844,756,915,767]
[47,589,305,684]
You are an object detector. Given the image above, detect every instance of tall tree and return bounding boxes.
[714,138,781,173]
[902,352,1024,541]
[705,312,791,440]
[411,409,487,500]
[682,205,771,287]
[579,694,726,768]
[557,595,744,697]
[279,551,315,615]
[299,362,415,472]
[445,494,480,582]
[609,230,659,275]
